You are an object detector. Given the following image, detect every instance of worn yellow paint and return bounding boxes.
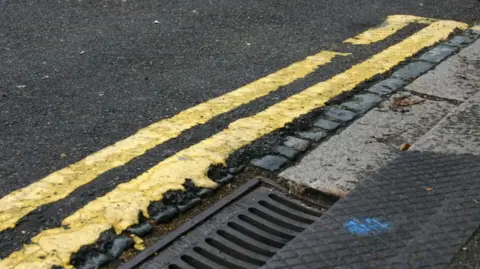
[0,51,346,233]
[344,15,436,45]
[131,235,145,251]
[472,25,480,31]
[0,19,466,269]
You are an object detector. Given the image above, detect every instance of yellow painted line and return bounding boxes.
[0,19,466,269]
[344,15,436,45]
[0,51,345,232]
[472,25,480,31]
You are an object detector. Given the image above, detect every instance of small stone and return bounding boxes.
[107,236,134,258]
[323,107,357,122]
[462,247,468,251]
[341,93,382,113]
[177,197,201,213]
[443,35,473,48]
[296,131,327,142]
[392,61,433,81]
[313,118,340,131]
[151,205,179,223]
[367,84,392,96]
[251,155,289,171]
[127,223,153,237]
[228,165,245,174]
[153,20,160,24]
[283,136,310,151]
[273,146,300,160]
[78,252,113,269]
[468,28,480,39]
[216,174,234,184]
[419,45,458,63]
[367,78,406,95]
[197,188,214,197]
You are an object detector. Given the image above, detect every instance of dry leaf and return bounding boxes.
[400,143,411,151]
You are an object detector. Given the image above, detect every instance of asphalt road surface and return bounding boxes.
[0,0,479,267]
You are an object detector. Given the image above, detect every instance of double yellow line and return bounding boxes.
[0,16,468,269]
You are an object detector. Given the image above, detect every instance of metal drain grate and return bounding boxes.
[135,185,323,269]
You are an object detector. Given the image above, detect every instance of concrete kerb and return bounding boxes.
[251,30,480,174]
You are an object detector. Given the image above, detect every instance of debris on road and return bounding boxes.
[400,143,411,151]
[391,96,425,108]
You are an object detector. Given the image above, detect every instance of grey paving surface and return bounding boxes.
[313,119,341,131]
[280,92,457,197]
[251,155,289,171]
[392,61,433,81]
[296,130,327,142]
[283,137,310,152]
[367,78,406,96]
[405,39,480,101]
[341,93,382,113]
[274,146,301,160]
[263,151,480,269]
[419,45,458,63]
[323,107,357,123]
[448,227,480,269]
[444,35,474,48]
[413,91,480,155]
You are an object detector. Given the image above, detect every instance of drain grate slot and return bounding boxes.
[258,200,315,224]
[194,246,248,269]
[237,214,294,240]
[205,238,265,266]
[268,193,322,217]
[181,254,213,269]
[216,230,275,257]
[248,207,305,232]
[135,186,323,269]
[227,221,286,248]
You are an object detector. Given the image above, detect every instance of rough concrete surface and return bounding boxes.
[280,92,457,197]
[405,39,480,101]
[413,91,480,155]
[448,227,480,269]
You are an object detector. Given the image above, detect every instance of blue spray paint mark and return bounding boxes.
[344,218,391,236]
